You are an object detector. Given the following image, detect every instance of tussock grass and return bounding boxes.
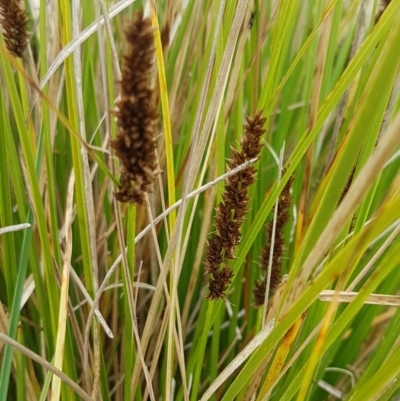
[0,1,400,400]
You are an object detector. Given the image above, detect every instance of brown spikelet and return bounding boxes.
[253,280,266,307]
[205,111,266,300]
[110,12,158,205]
[0,0,29,58]
[254,172,293,306]
[208,267,234,301]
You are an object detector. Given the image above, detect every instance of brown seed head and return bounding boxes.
[110,12,158,204]
[205,111,266,300]
[0,0,29,58]
[254,173,293,306]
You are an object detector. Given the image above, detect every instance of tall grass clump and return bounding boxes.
[0,1,400,401]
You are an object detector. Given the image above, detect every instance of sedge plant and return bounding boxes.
[0,1,400,400]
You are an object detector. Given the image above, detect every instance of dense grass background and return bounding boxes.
[1,0,400,400]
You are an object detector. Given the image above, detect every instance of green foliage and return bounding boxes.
[0,1,399,400]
